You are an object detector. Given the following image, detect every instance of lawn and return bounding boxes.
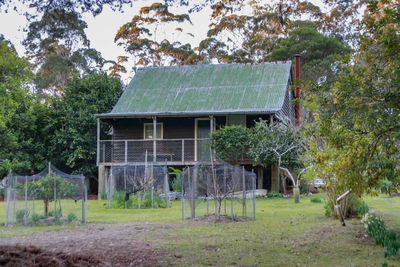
[0,194,399,266]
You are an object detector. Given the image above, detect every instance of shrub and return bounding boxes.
[31,213,41,224]
[362,213,400,258]
[67,212,77,222]
[171,177,181,192]
[111,191,134,209]
[268,191,282,198]
[16,209,26,222]
[310,197,322,203]
[100,192,107,200]
[48,209,62,218]
[378,179,398,196]
[357,200,369,217]
[299,180,309,194]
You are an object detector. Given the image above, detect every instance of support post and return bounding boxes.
[242,166,246,217]
[98,165,106,200]
[51,162,57,218]
[82,177,87,223]
[153,116,157,162]
[97,118,100,166]
[124,140,128,163]
[209,115,214,160]
[24,176,28,225]
[181,169,185,220]
[124,167,127,209]
[181,139,184,163]
[252,170,256,221]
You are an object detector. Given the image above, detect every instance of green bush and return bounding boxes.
[111,191,134,209]
[268,191,282,198]
[67,212,77,222]
[100,192,107,200]
[357,200,369,217]
[16,209,26,222]
[362,214,400,258]
[48,209,62,218]
[299,180,309,194]
[139,192,166,208]
[31,213,42,224]
[310,197,322,203]
[171,177,181,192]
[378,179,398,196]
[0,187,4,197]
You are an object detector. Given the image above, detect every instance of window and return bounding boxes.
[226,115,246,127]
[144,123,163,139]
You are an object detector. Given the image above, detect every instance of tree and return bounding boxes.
[248,121,304,195]
[115,3,202,72]
[303,0,400,197]
[0,36,43,177]
[211,125,250,165]
[270,21,352,84]
[46,72,122,191]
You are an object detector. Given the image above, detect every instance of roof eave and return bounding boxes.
[95,109,280,119]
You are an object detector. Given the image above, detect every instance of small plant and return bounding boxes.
[67,212,77,222]
[48,209,62,218]
[100,192,107,200]
[357,200,369,217]
[16,209,27,222]
[31,213,41,224]
[268,191,282,198]
[378,179,398,196]
[111,191,134,209]
[169,167,182,192]
[310,197,322,203]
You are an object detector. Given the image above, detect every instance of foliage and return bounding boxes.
[31,213,42,224]
[303,0,400,197]
[358,200,369,217]
[270,22,352,84]
[67,212,77,222]
[100,192,107,200]
[16,209,26,222]
[15,175,78,216]
[324,184,360,219]
[212,125,251,165]
[249,121,304,170]
[169,167,182,192]
[267,191,282,198]
[46,73,122,189]
[310,197,321,203]
[111,191,134,209]
[378,179,398,196]
[362,213,400,258]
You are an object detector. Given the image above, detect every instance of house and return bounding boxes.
[96,59,299,198]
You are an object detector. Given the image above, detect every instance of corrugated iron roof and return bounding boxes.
[97,62,292,118]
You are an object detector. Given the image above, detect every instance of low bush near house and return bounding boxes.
[268,191,282,198]
[310,197,322,203]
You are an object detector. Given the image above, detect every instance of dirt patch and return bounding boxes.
[0,223,168,266]
[0,245,100,266]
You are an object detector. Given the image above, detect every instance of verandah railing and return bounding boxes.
[98,138,212,164]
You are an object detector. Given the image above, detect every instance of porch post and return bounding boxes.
[209,115,214,160]
[153,116,157,162]
[96,118,100,166]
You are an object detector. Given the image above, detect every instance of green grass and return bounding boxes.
[0,194,399,266]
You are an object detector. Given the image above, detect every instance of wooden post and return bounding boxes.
[82,177,87,223]
[181,169,185,220]
[230,193,234,222]
[151,162,154,209]
[24,176,28,225]
[153,116,157,162]
[51,162,57,218]
[124,140,128,163]
[124,167,127,209]
[181,139,184,163]
[252,170,256,221]
[164,162,170,208]
[97,118,100,166]
[223,166,227,215]
[242,166,246,217]
[190,169,195,219]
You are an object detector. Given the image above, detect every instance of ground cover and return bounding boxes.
[0,194,399,266]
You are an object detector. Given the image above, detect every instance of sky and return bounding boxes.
[0,0,325,84]
[0,0,211,83]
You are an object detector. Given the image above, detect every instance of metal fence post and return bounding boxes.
[182,139,184,163]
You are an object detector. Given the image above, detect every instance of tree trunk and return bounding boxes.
[44,199,49,216]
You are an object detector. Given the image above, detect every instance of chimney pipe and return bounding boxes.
[294,54,300,128]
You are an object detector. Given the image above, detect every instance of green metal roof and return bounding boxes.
[97,62,292,118]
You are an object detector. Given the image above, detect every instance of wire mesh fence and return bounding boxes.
[107,154,170,209]
[181,157,256,221]
[4,163,87,226]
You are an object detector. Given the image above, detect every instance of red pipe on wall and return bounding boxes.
[294,54,300,128]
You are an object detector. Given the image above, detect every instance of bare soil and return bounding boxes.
[0,223,169,266]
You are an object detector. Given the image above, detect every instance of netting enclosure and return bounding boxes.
[107,160,170,209]
[181,159,256,221]
[4,163,87,226]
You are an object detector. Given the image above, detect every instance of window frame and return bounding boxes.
[143,122,163,140]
